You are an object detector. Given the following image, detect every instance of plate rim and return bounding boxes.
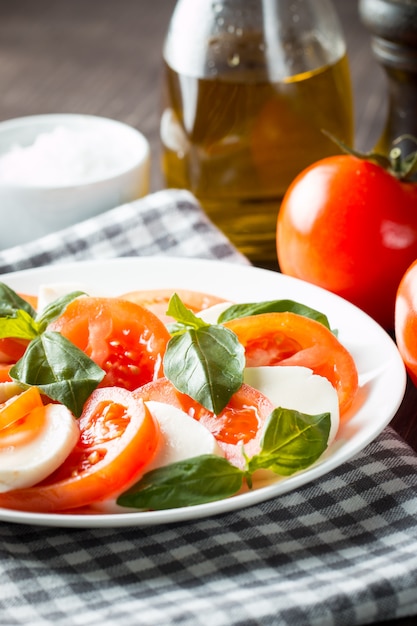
[0,256,407,528]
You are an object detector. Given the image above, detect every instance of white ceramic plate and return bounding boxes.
[0,257,407,528]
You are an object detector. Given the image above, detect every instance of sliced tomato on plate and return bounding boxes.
[120,288,228,323]
[134,377,274,469]
[223,312,358,415]
[0,386,43,430]
[0,337,30,364]
[48,297,171,391]
[0,364,13,383]
[0,387,160,513]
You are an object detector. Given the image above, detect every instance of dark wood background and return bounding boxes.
[0,0,388,191]
[0,3,415,624]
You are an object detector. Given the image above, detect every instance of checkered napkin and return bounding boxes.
[0,189,417,626]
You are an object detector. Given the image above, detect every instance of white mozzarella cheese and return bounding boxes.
[196,301,234,324]
[243,365,340,445]
[0,404,79,492]
[144,401,223,469]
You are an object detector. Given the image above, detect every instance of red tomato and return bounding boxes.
[277,155,417,330]
[120,288,227,323]
[0,363,12,382]
[0,387,160,512]
[0,386,43,430]
[395,259,417,386]
[223,312,358,416]
[48,297,171,391]
[134,378,274,469]
[0,338,30,364]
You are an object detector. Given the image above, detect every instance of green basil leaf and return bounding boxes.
[0,282,37,318]
[164,325,245,414]
[247,407,331,476]
[9,331,105,417]
[36,291,86,332]
[117,454,244,510]
[0,309,40,341]
[218,299,331,330]
[166,293,208,333]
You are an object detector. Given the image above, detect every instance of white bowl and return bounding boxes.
[0,114,150,248]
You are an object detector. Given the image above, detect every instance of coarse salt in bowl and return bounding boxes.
[0,114,150,248]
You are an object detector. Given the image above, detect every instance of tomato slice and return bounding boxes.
[0,386,43,430]
[134,377,274,469]
[120,288,228,323]
[0,364,13,383]
[0,337,30,364]
[223,312,358,415]
[48,297,171,391]
[0,402,47,449]
[0,387,160,512]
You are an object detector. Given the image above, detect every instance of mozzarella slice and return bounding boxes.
[243,365,340,445]
[0,403,79,492]
[144,401,223,469]
[91,401,223,513]
[196,301,234,324]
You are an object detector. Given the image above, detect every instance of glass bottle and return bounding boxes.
[359,0,417,166]
[160,0,354,266]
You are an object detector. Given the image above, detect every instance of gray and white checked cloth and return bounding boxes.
[0,189,416,626]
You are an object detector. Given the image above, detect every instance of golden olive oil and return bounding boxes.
[161,54,353,265]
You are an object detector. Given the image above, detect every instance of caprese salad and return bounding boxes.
[0,281,359,515]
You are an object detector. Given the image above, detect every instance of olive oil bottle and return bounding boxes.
[161,0,354,266]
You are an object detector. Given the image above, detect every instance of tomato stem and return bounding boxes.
[322,129,417,182]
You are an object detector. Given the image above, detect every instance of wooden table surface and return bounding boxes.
[0,2,415,624]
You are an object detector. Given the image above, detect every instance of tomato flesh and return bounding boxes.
[224,312,358,415]
[0,386,43,431]
[0,387,160,512]
[48,297,171,391]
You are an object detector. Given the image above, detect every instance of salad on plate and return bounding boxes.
[0,277,359,516]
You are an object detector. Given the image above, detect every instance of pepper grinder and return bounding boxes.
[359,0,417,161]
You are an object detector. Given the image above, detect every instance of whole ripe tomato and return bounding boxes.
[395,258,417,386]
[276,154,417,330]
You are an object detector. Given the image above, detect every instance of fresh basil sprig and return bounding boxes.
[218,299,331,329]
[245,407,330,481]
[0,284,86,335]
[0,282,37,318]
[0,309,39,341]
[35,291,87,332]
[163,294,245,415]
[0,284,104,417]
[118,455,244,510]
[117,407,331,510]
[10,332,104,417]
